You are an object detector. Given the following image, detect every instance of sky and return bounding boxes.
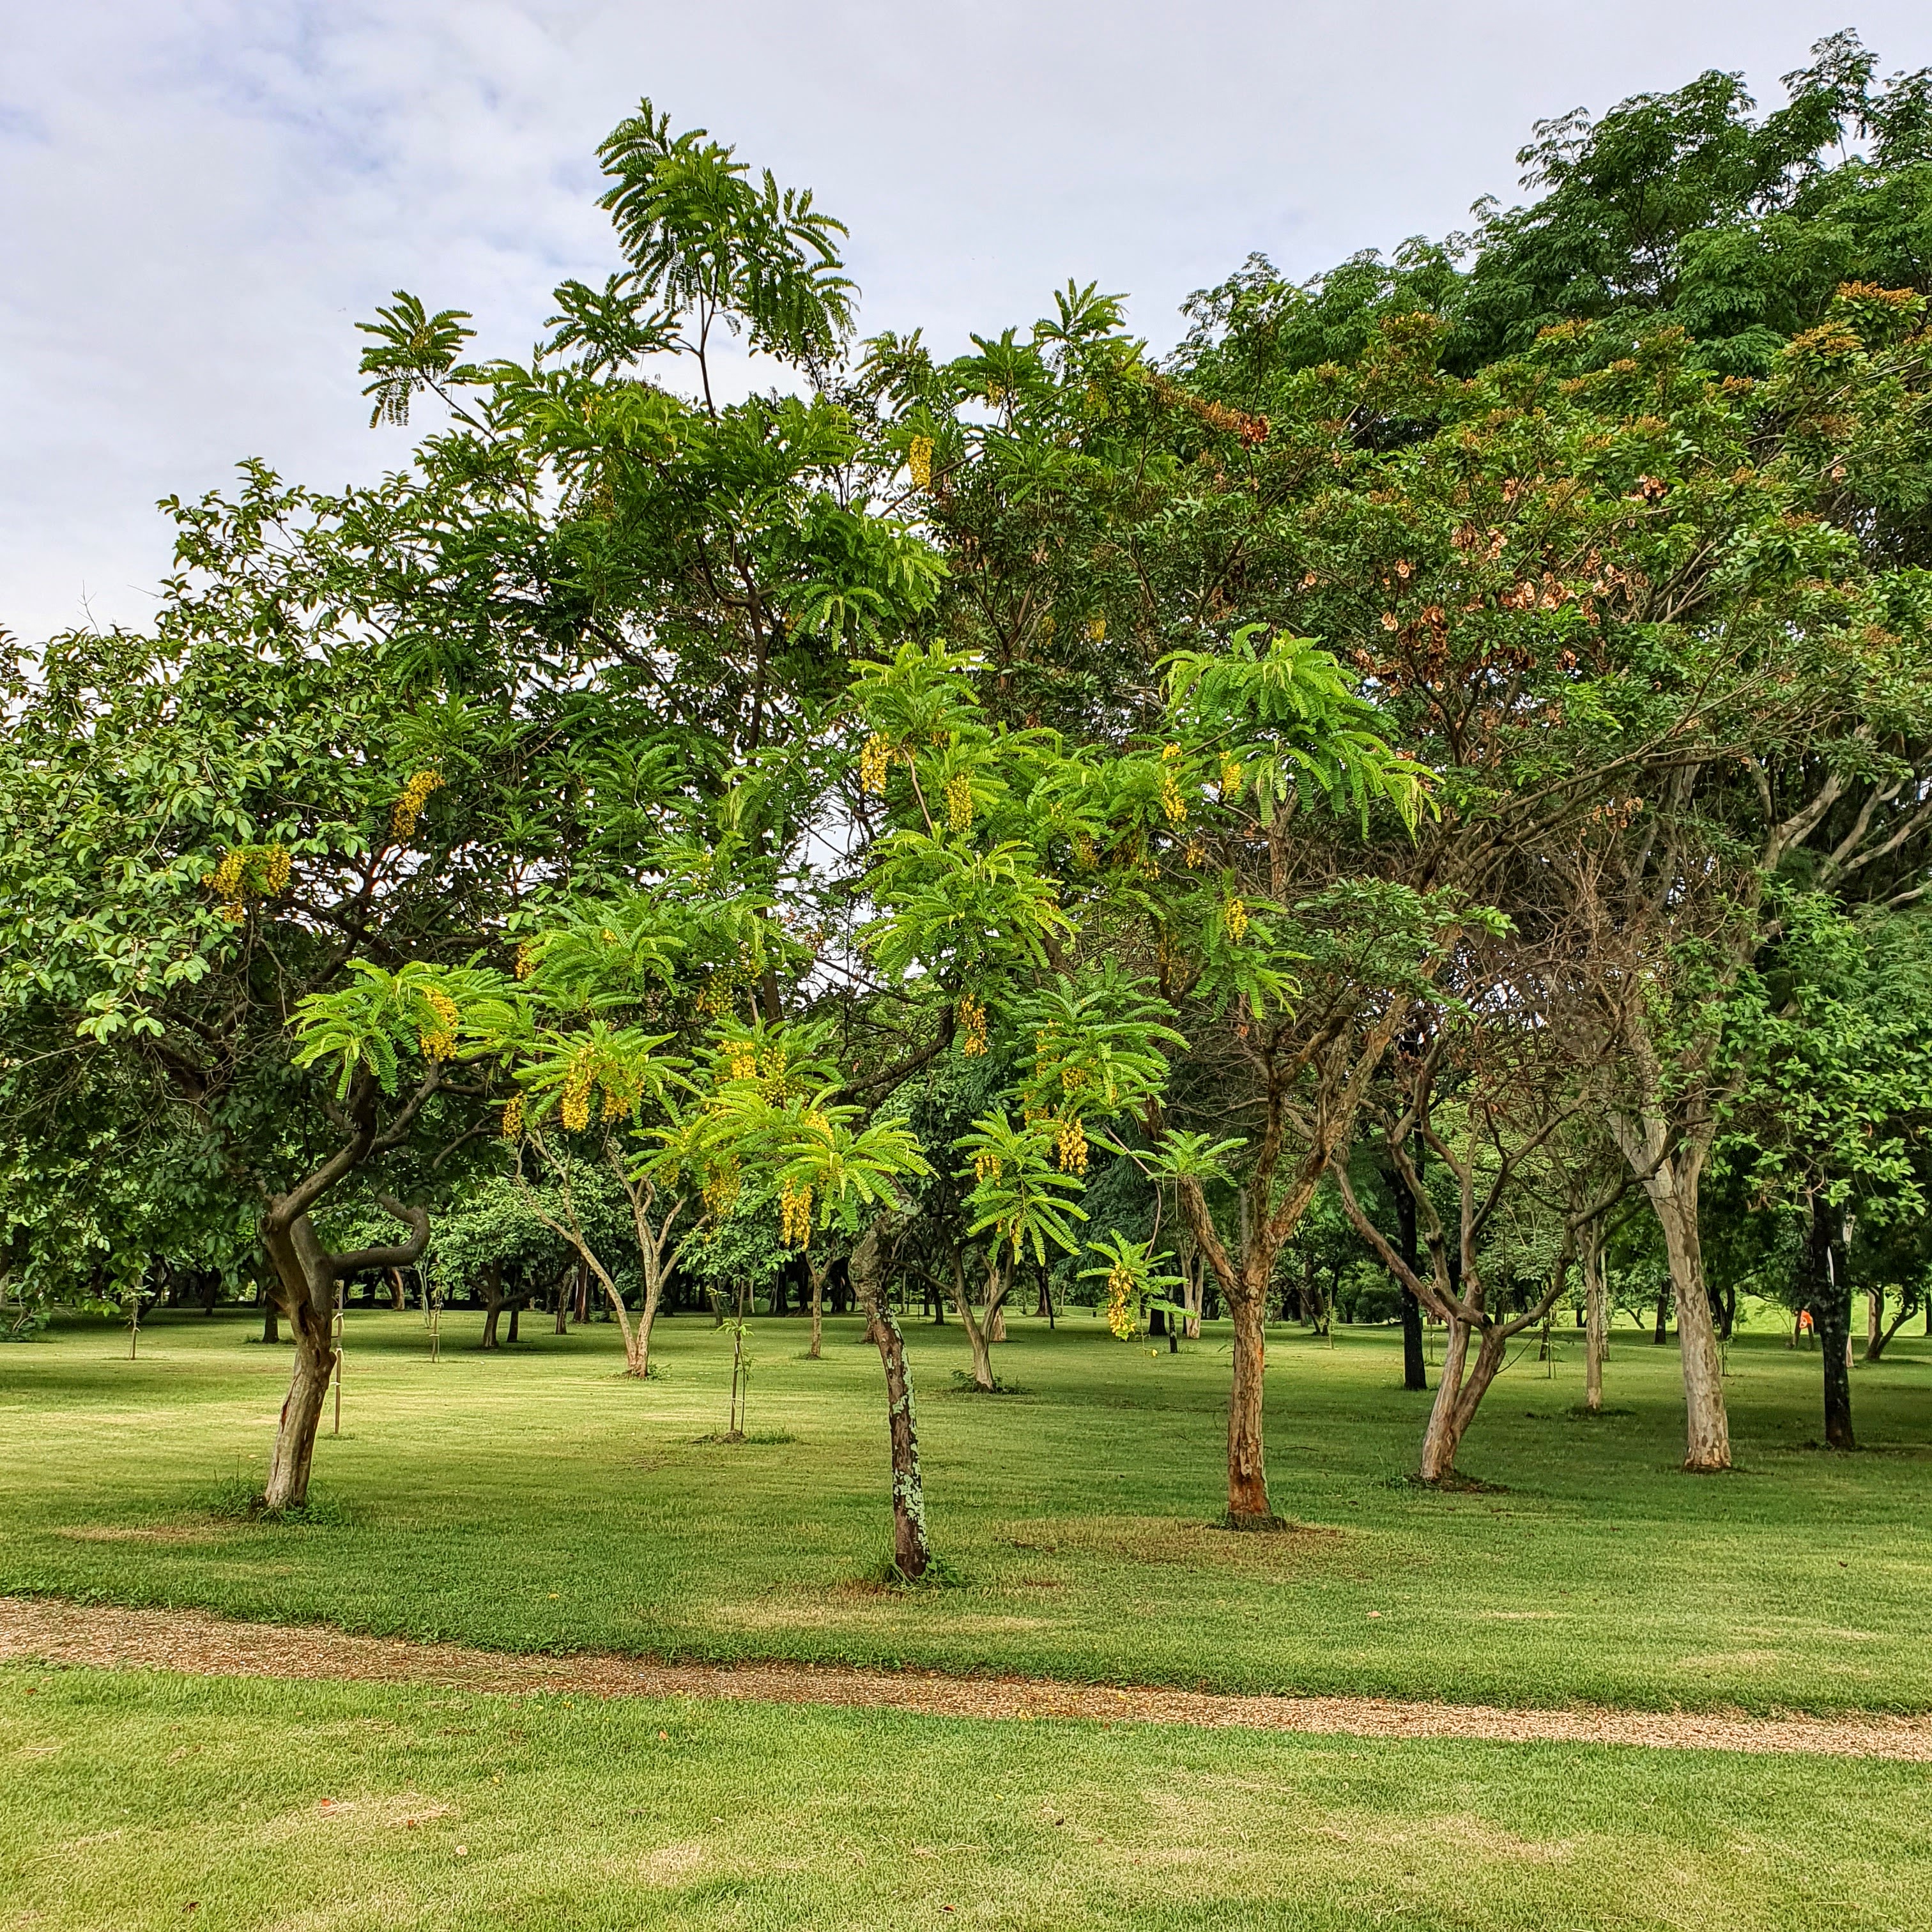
[6,1,1931,645]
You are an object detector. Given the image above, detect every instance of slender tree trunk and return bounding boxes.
[850,1213,930,1580]
[1653,1288,1670,1343]
[1583,1225,1607,1416]
[1865,1286,1883,1362]
[1226,1284,1276,1527]
[1807,1198,1855,1451]
[389,1268,406,1311]
[808,1259,825,1360]
[261,1292,280,1346]
[1393,1154,1427,1391]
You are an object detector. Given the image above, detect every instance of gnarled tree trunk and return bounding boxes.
[950,1248,1009,1392]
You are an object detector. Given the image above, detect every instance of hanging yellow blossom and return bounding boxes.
[1184,839,1204,869]
[560,1050,595,1131]
[1107,1260,1138,1338]
[944,771,975,832]
[392,769,445,841]
[1055,1116,1089,1174]
[1072,831,1096,869]
[1219,758,1242,795]
[1086,615,1106,643]
[779,1177,814,1247]
[703,1161,742,1215]
[724,1041,758,1082]
[418,988,459,1061]
[973,1147,1003,1183]
[907,434,934,489]
[1226,897,1250,941]
[1159,743,1187,825]
[958,993,988,1057]
[860,732,893,795]
[500,1094,525,1140]
[514,940,536,981]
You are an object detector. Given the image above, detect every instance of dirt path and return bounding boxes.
[3,1595,1927,1761]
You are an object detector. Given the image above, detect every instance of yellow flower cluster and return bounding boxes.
[944,772,975,832]
[1086,615,1106,643]
[973,1147,1003,1183]
[500,1094,525,1140]
[1159,744,1187,825]
[860,732,893,795]
[203,843,293,923]
[1107,1262,1137,1339]
[1072,831,1096,870]
[958,993,987,1057]
[703,1161,742,1215]
[392,769,444,842]
[1184,839,1204,870]
[561,1050,595,1132]
[779,1177,814,1247]
[724,1040,758,1082]
[908,434,934,490]
[1055,1116,1089,1174]
[418,987,459,1061]
[1220,758,1243,795]
[514,940,536,981]
[1226,898,1249,942]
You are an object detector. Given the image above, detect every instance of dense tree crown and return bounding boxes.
[4,32,1931,1546]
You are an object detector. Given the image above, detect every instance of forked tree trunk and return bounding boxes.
[1226,1284,1276,1528]
[261,1197,427,1511]
[950,1250,1008,1391]
[1417,1321,1508,1482]
[850,1211,929,1580]
[1866,1292,1917,1363]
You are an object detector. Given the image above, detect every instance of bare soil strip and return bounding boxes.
[4,1596,1927,1760]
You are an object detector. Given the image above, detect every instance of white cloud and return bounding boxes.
[6,0,1928,641]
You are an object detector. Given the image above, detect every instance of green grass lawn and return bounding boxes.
[4,1663,1929,1932]
[2,1304,1928,1713]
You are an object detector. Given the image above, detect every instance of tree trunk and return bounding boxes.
[1650,1174,1730,1471]
[262,1197,427,1512]
[1865,1286,1883,1362]
[1866,1292,1917,1363]
[1583,1224,1607,1416]
[1807,1198,1855,1451]
[951,1251,1004,1392]
[480,1264,505,1349]
[1653,1287,1670,1343]
[1225,1284,1276,1527]
[1393,1155,1427,1391]
[1417,1321,1508,1482]
[850,1212,930,1580]
[389,1268,406,1311]
[261,1292,280,1346]
[808,1258,825,1360]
